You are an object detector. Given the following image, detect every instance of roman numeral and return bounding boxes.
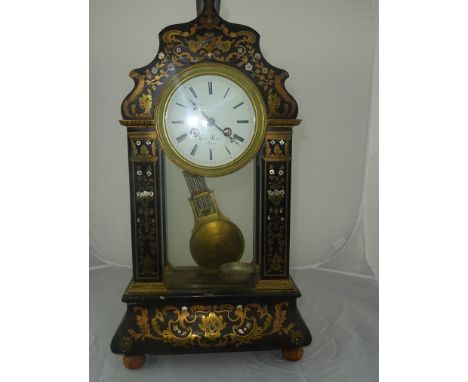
[209,148,213,161]
[176,133,188,143]
[233,102,244,109]
[190,144,198,156]
[172,120,184,124]
[208,81,213,95]
[237,120,249,124]
[176,102,187,108]
[223,87,230,99]
[224,144,231,155]
[189,87,198,98]
[233,134,244,142]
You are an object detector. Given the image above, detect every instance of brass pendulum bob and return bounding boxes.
[183,171,245,269]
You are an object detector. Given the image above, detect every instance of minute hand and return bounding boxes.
[200,111,237,143]
[213,122,225,135]
[214,123,238,144]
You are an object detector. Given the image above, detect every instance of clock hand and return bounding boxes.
[185,101,238,145]
[212,122,224,135]
[188,98,198,109]
[188,98,204,112]
[200,110,210,120]
[214,123,239,144]
[188,106,227,139]
[198,110,238,144]
[207,118,239,144]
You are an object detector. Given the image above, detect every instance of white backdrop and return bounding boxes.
[90,0,378,277]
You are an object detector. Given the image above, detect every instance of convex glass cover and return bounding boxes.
[156,64,266,176]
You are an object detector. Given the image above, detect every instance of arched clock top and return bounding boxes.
[121,0,298,121]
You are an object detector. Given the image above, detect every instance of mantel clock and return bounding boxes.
[110,0,312,368]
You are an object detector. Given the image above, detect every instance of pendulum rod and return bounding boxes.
[183,171,215,215]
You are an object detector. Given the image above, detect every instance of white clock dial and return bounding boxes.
[164,74,256,167]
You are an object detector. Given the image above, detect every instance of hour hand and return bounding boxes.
[188,99,198,109]
[214,124,238,144]
[188,98,204,112]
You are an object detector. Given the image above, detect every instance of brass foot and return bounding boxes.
[123,354,146,369]
[281,346,304,361]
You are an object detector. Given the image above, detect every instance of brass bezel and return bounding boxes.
[155,63,267,176]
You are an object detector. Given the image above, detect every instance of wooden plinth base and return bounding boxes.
[123,354,145,369]
[111,278,312,366]
[282,347,304,361]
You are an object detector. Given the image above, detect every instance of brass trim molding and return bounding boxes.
[265,131,292,140]
[127,131,157,139]
[267,119,301,127]
[256,278,296,290]
[120,119,155,127]
[120,119,301,128]
[126,281,168,294]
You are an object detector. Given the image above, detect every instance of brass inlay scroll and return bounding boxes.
[120,302,304,351]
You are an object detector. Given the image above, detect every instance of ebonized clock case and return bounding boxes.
[110,0,312,366]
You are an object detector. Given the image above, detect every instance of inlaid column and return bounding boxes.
[257,120,300,281]
[122,121,165,282]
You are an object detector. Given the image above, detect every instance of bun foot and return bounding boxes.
[282,346,304,361]
[123,354,146,369]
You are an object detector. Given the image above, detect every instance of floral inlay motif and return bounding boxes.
[121,0,297,120]
[265,160,288,275]
[199,312,227,339]
[133,161,158,277]
[121,302,303,351]
[130,138,157,162]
